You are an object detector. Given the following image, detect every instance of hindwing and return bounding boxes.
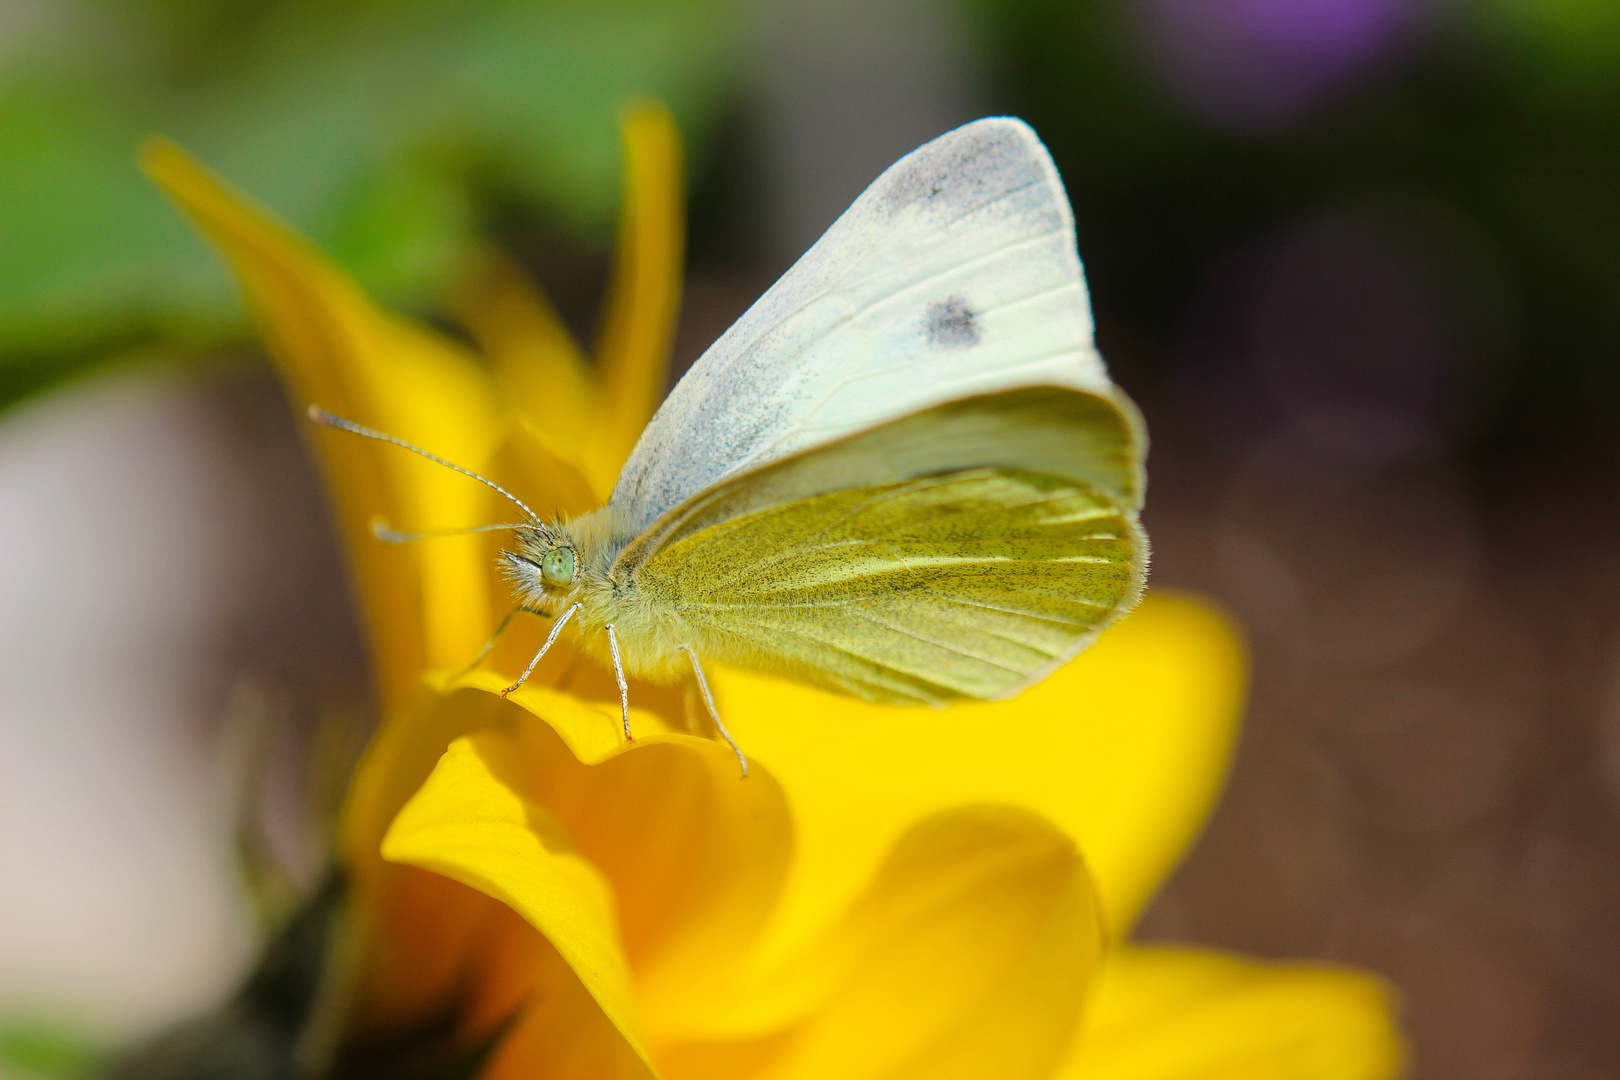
[633,467,1143,705]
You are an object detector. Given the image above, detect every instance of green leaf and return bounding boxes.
[0,1019,105,1079]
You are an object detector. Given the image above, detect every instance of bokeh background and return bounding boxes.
[2,2,1618,1077]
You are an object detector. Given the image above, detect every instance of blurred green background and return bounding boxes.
[3,2,1619,1078]
[0,0,738,402]
[5,0,1617,451]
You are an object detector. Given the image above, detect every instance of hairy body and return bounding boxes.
[503,506,695,684]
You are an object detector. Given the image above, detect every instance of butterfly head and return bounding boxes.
[501,523,583,609]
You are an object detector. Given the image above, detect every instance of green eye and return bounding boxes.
[540,546,576,588]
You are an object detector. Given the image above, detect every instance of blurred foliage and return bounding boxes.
[0,0,740,408]
[98,876,341,1080]
[0,1017,104,1079]
[984,0,1620,453]
[5,0,1615,445]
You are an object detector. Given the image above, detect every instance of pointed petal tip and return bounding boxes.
[137,135,232,212]
[619,96,677,127]
[135,133,183,175]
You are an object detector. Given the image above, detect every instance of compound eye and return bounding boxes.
[540,546,576,588]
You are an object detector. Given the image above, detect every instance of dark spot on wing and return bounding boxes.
[925,296,980,349]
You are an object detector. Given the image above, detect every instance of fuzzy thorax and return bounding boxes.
[499,505,692,682]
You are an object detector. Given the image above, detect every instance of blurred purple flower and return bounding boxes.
[1139,0,1428,130]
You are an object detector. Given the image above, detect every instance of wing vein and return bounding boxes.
[919,589,1096,625]
[829,223,1065,313]
[842,606,1033,674]
[703,617,955,702]
[683,474,986,595]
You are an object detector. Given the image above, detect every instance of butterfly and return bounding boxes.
[312,117,1147,776]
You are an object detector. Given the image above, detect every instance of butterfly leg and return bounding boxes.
[605,624,633,742]
[455,605,550,680]
[680,646,748,778]
[501,603,580,697]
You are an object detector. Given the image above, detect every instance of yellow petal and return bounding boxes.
[1057,946,1406,1080]
[489,421,602,513]
[384,696,1105,1080]
[335,673,678,951]
[481,933,658,1080]
[708,592,1246,961]
[379,686,797,1076]
[588,100,685,491]
[450,687,792,1025]
[455,248,600,468]
[346,863,531,1038]
[140,138,503,706]
[382,732,655,1072]
[340,683,539,1031]
[342,682,507,871]
[340,681,697,1045]
[656,806,1103,1080]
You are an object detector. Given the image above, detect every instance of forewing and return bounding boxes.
[633,469,1144,706]
[610,117,1117,537]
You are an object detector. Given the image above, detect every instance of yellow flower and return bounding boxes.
[143,105,1406,1080]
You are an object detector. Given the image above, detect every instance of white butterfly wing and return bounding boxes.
[608,116,1116,537]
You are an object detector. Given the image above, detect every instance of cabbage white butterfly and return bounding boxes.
[312,117,1147,776]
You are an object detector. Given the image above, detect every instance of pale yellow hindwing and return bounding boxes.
[634,468,1143,705]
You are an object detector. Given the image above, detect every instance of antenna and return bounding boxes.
[306,405,540,524]
[371,519,541,544]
